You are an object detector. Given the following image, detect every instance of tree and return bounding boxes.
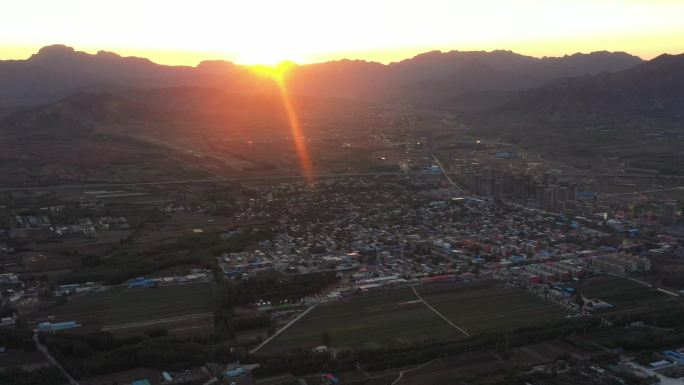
[321,331,331,347]
[574,294,584,308]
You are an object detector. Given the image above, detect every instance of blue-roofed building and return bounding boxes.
[495,151,516,159]
[663,350,684,364]
[473,256,486,264]
[128,277,157,289]
[224,367,246,378]
[131,379,151,385]
[38,321,80,333]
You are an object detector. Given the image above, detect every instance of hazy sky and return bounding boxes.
[2,0,683,65]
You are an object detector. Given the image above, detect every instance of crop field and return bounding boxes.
[580,277,681,315]
[29,283,215,332]
[260,287,463,353]
[104,283,215,326]
[29,287,127,325]
[416,281,568,334]
[261,281,566,354]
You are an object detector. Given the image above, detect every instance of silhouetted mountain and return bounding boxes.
[0,45,643,107]
[394,51,643,105]
[0,45,251,107]
[491,53,684,121]
[285,50,642,102]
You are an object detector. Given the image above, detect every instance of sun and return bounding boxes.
[247,61,297,81]
[234,47,303,66]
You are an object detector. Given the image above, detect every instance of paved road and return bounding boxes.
[34,333,80,385]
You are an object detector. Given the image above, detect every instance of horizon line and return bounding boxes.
[0,43,666,68]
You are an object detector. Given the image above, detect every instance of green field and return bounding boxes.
[261,287,462,353]
[262,281,567,354]
[580,277,681,315]
[35,283,215,328]
[416,282,568,334]
[35,286,127,323]
[105,283,215,326]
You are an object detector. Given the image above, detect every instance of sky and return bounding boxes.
[1,0,683,65]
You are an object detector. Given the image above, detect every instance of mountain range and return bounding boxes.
[0,45,644,108]
[491,53,684,121]
[2,45,684,137]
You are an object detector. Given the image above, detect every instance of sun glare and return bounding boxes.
[248,61,314,184]
[248,61,297,81]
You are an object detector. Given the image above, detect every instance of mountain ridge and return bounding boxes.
[0,44,644,107]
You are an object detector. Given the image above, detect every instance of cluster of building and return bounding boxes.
[13,214,51,228]
[459,166,581,211]
[54,216,130,236]
[507,251,652,285]
[523,260,585,283]
[54,281,101,296]
[588,252,651,276]
[126,269,213,289]
[206,177,667,304]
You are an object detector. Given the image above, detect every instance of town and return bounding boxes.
[1,144,683,385]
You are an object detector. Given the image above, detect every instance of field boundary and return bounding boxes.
[102,312,213,331]
[249,304,318,354]
[412,285,471,337]
[391,358,438,385]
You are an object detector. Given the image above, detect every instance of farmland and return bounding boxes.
[103,283,215,327]
[416,281,568,334]
[260,281,567,354]
[26,283,215,334]
[579,276,682,315]
[260,287,462,354]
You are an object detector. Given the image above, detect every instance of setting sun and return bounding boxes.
[248,62,298,80]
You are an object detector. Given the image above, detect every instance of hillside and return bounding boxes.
[0,45,642,107]
[490,53,684,122]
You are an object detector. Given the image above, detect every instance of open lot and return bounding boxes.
[261,281,567,354]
